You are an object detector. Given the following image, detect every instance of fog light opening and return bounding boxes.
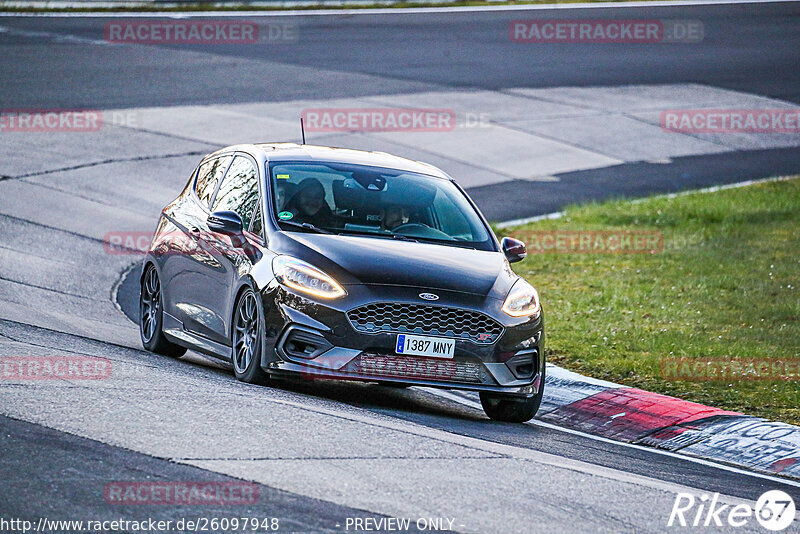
[280,327,333,361]
[505,348,539,380]
[515,364,533,376]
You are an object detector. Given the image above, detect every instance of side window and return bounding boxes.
[212,155,259,230]
[195,155,232,208]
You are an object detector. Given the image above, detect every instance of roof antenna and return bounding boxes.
[300,117,306,145]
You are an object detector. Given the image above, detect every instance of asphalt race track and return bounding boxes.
[1,1,799,532]
[2,2,799,107]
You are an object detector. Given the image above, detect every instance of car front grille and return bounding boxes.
[347,302,503,344]
[353,353,483,384]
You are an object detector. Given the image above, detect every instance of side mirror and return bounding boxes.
[501,237,527,263]
[207,210,243,236]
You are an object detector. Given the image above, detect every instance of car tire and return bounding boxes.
[479,375,545,423]
[139,264,187,358]
[231,287,270,385]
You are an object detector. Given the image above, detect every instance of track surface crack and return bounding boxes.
[0,151,207,182]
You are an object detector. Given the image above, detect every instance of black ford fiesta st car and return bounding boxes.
[139,143,544,422]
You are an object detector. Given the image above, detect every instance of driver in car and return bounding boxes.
[381,205,409,231]
[283,178,334,228]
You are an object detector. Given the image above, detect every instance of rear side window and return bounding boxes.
[212,155,259,229]
[195,155,232,208]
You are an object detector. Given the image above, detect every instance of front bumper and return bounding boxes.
[259,283,545,397]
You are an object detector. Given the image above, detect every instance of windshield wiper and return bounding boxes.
[333,228,420,243]
[278,220,335,234]
[390,233,419,243]
[398,235,476,249]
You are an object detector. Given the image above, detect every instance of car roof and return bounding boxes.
[205,143,451,180]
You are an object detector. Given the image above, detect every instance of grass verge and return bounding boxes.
[505,176,800,425]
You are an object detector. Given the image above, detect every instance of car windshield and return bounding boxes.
[268,161,494,251]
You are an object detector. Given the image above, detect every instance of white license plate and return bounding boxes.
[395,334,455,359]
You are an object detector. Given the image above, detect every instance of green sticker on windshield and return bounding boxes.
[276,174,290,180]
[278,211,294,220]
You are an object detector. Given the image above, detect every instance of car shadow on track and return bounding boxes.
[180,345,498,426]
[271,377,488,422]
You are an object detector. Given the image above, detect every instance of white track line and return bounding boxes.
[0,0,797,17]
[495,210,564,229]
[419,387,800,489]
[495,174,798,228]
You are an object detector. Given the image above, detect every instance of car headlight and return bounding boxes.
[272,256,346,299]
[502,279,541,318]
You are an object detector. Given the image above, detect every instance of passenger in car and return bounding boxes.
[275,181,296,213]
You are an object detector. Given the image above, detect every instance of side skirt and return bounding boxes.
[162,312,232,362]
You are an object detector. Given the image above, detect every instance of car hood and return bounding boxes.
[275,232,517,299]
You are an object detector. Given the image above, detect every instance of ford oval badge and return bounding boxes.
[419,293,439,301]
